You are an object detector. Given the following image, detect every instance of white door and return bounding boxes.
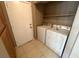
[5,1,33,46]
[70,32,79,58]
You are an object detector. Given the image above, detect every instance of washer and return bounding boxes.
[46,28,69,56]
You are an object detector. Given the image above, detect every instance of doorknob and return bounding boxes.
[29,24,32,28]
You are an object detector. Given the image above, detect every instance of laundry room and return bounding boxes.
[32,1,79,57]
[0,1,79,58]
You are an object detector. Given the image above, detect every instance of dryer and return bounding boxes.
[37,25,50,43]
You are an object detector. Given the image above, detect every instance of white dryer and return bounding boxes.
[37,25,50,43]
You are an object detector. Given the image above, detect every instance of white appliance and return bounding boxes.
[37,26,50,43]
[46,29,68,56]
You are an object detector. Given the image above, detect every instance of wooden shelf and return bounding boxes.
[43,14,75,17]
[32,1,49,4]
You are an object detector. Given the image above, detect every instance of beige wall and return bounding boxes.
[32,4,44,38]
[43,1,78,26]
[0,38,9,57]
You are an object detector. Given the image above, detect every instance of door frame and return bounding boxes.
[0,2,16,46]
[62,5,79,58]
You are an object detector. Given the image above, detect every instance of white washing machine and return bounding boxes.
[37,25,50,43]
[46,29,69,56]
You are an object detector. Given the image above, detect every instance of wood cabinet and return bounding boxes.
[0,18,5,35]
[0,38,9,57]
[1,27,16,57]
[0,2,16,57]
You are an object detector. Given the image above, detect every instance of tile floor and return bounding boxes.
[16,39,59,58]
